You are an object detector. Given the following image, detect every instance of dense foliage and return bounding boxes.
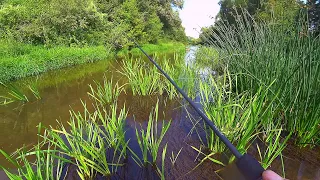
[0,0,187,49]
[199,0,320,43]
[197,1,320,147]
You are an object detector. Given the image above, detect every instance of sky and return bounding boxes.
[179,0,220,38]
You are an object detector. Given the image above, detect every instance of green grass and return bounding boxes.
[118,53,197,99]
[0,82,41,105]
[88,77,124,105]
[191,70,281,164]
[27,83,41,100]
[116,42,186,58]
[118,57,164,96]
[257,124,291,171]
[134,101,170,179]
[161,53,198,99]
[41,102,129,179]
[1,102,129,180]
[199,10,320,147]
[0,39,111,83]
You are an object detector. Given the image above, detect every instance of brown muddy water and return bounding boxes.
[0,48,320,179]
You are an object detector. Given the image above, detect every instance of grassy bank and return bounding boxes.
[0,40,185,83]
[0,40,111,83]
[116,42,186,58]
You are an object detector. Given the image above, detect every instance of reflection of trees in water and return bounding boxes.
[9,100,46,136]
[12,103,28,134]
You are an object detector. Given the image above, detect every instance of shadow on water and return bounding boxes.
[0,48,320,179]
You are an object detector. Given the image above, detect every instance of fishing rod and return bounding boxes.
[132,41,265,180]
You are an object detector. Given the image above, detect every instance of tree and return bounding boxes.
[256,0,300,27]
[0,0,187,46]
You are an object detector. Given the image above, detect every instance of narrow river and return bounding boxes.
[0,48,319,179]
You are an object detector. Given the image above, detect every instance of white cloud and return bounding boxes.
[179,0,220,38]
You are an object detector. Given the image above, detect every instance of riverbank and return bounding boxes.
[0,40,185,83]
[116,42,186,58]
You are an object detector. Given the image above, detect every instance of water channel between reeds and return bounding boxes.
[0,47,319,179]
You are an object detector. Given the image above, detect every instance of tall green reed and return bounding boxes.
[0,82,28,102]
[201,10,320,146]
[192,70,281,165]
[135,101,171,166]
[27,83,41,100]
[161,53,198,99]
[88,76,123,105]
[42,102,129,179]
[118,57,164,96]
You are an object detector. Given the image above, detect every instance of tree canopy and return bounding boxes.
[199,0,319,44]
[0,0,187,49]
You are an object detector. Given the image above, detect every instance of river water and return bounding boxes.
[0,47,319,179]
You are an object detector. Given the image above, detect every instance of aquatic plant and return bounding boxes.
[194,46,220,72]
[169,147,183,166]
[0,82,28,102]
[190,70,280,165]
[88,77,123,105]
[201,10,320,146]
[27,83,41,100]
[41,102,129,179]
[135,101,171,166]
[0,146,66,180]
[161,54,198,99]
[158,144,167,180]
[0,125,67,180]
[257,123,291,171]
[95,103,128,157]
[0,96,14,105]
[118,57,164,96]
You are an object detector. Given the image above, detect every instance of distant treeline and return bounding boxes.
[0,0,187,49]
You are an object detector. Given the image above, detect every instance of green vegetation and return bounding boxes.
[0,0,186,48]
[119,57,163,96]
[27,83,41,100]
[192,71,289,166]
[0,0,187,83]
[116,42,186,58]
[0,82,28,103]
[118,52,195,98]
[1,0,320,179]
[194,46,220,70]
[88,77,123,105]
[135,101,171,165]
[0,76,173,179]
[0,39,110,82]
[45,104,129,179]
[0,44,316,179]
[0,140,66,180]
[0,124,67,179]
[200,12,320,147]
